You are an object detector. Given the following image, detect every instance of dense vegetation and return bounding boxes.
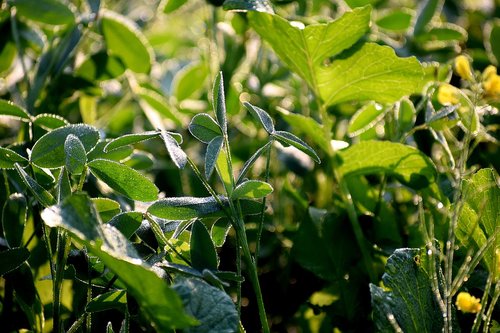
[0,0,499,332]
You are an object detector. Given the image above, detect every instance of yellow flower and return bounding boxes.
[483,73,500,97]
[437,84,460,105]
[456,292,481,313]
[455,55,473,81]
[482,65,497,81]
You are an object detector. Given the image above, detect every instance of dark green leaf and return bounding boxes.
[108,212,143,239]
[2,193,27,248]
[396,98,416,135]
[376,9,413,32]
[223,0,274,13]
[13,0,75,25]
[205,136,223,179]
[0,247,30,275]
[92,198,122,223]
[101,10,154,74]
[213,72,227,136]
[0,147,28,169]
[65,134,87,175]
[15,164,56,207]
[337,141,437,189]
[161,131,187,169]
[31,124,99,168]
[272,131,320,163]
[104,131,161,152]
[370,248,446,333]
[123,151,155,170]
[413,0,443,36]
[76,52,126,81]
[190,220,218,271]
[243,102,275,134]
[486,21,500,64]
[57,167,72,203]
[88,159,159,202]
[173,277,238,333]
[236,141,272,185]
[86,290,127,313]
[0,100,31,121]
[278,109,329,153]
[231,180,273,199]
[189,114,222,144]
[32,113,69,130]
[348,102,386,137]
[0,41,17,75]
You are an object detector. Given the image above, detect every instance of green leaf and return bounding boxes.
[189,114,222,144]
[236,141,272,185]
[0,41,17,75]
[161,131,187,169]
[0,100,31,121]
[415,23,467,48]
[15,164,56,207]
[104,131,161,152]
[213,72,227,136]
[232,180,273,199]
[413,0,443,36]
[64,134,87,175]
[2,193,27,248]
[215,149,233,195]
[173,62,210,100]
[376,9,413,32]
[57,167,72,203]
[88,159,159,202]
[31,124,99,169]
[148,196,262,220]
[348,102,386,137]
[0,147,28,169]
[211,218,232,247]
[250,8,424,105]
[138,88,183,126]
[243,102,275,134]
[486,20,500,65]
[163,0,188,13]
[272,131,320,163]
[41,194,196,329]
[13,0,75,25]
[32,114,69,130]
[370,248,446,333]
[396,98,416,135]
[92,198,122,223]
[108,212,143,239]
[223,0,274,13]
[190,220,218,271]
[100,10,154,74]
[337,141,437,189]
[456,169,500,275]
[86,290,127,313]
[172,277,238,333]
[123,151,155,170]
[87,140,134,162]
[76,51,126,81]
[278,109,330,153]
[205,136,224,179]
[0,247,30,275]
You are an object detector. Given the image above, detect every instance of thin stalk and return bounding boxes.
[85,248,92,333]
[77,166,88,192]
[67,312,86,333]
[254,144,272,266]
[471,273,493,333]
[482,282,500,333]
[53,229,71,333]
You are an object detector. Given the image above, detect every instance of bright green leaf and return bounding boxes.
[0,100,31,121]
[223,0,274,13]
[31,124,99,168]
[190,220,218,271]
[87,140,134,162]
[337,141,436,189]
[278,109,329,153]
[123,151,155,170]
[0,41,17,75]
[348,102,386,137]
[232,180,273,199]
[376,9,413,32]
[173,62,210,100]
[138,88,183,126]
[101,10,154,74]
[76,52,126,81]
[486,20,500,64]
[236,141,272,185]
[413,0,443,36]
[13,0,75,25]
[104,131,161,152]
[86,290,127,313]
[0,147,28,169]
[108,212,143,239]
[396,98,416,135]
[2,193,27,248]
[88,159,159,202]
[163,0,188,13]
[92,198,122,223]
[32,114,69,130]
[272,131,320,163]
[211,218,232,247]
[189,114,222,144]
[213,72,227,136]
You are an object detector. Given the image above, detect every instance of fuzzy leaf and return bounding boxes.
[2,193,27,248]
[243,102,275,134]
[31,124,99,169]
[189,114,222,144]
[32,114,69,130]
[236,141,272,185]
[108,212,143,239]
[64,134,87,175]
[205,136,224,179]
[213,72,227,136]
[104,131,161,152]
[15,164,56,207]
[272,131,320,163]
[223,0,274,13]
[88,159,158,202]
[161,131,187,169]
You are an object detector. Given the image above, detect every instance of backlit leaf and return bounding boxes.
[92,198,122,223]
[15,164,56,207]
[348,102,386,137]
[272,131,320,163]
[0,100,30,121]
[86,290,127,313]
[205,136,223,179]
[161,131,187,169]
[231,180,273,199]
[213,72,227,136]
[104,131,161,152]
[243,102,275,134]
[13,0,75,25]
[0,147,28,169]
[223,0,274,13]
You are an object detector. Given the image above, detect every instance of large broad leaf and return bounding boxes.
[172,277,238,333]
[41,194,197,329]
[100,10,154,74]
[337,141,436,189]
[456,169,500,275]
[249,7,424,105]
[88,159,158,202]
[370,248,448,333]
[190,220,218,271]
[148,196,262,220]
[2,193,27,248]
[0,147,28,169]
[13,0,75,26]
[31,124,99,168]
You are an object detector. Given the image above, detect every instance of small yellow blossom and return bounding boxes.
[437,84,460,105]
[482,65,497,81]
[455,55,473,81]
[456,292,482,313]
[483,73,500,97]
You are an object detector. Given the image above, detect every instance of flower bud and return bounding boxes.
[483,73,500,97]
[455,55,473,81]
[437,84,459,105]
[456,292,481,313]
[482,65,497,81]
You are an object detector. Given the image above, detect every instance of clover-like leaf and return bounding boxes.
[212,72,227,136]
[243,102,275,134]
[272,131,321,164]
[0,100,31,121]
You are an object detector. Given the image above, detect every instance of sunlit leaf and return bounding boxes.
[64,134,87,175]
[15,164,56,207]
[13,0,75,25]
[0,100,30,121]
[243,102,275,134]
[231,180,273,199]
[272,131,320,163]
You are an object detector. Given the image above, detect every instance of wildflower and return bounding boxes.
[483,73,500,97]
[456,292,481,313]
[455,55,473,81]
[437,84,460,105]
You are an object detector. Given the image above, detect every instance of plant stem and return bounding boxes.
[53,229,71,333]
[254,143,272,267]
